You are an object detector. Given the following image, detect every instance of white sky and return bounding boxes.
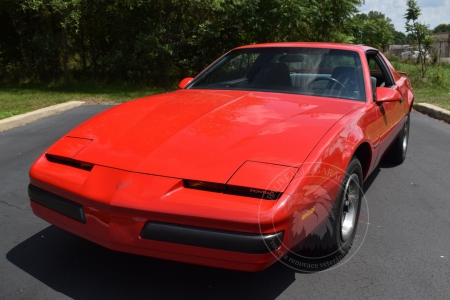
[359,0,450,32]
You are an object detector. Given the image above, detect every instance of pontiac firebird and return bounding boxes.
[29,43,413,271]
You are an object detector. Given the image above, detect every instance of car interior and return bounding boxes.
[190,48,368,101]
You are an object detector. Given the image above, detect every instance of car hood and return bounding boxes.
[69,90,363,183]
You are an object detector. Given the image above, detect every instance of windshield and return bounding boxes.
[189,47,366,101]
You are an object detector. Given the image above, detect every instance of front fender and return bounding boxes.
[280,104,375,248]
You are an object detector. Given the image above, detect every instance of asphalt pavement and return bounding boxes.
[1,105,449,300]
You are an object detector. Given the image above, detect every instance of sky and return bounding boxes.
[359,0,450,33]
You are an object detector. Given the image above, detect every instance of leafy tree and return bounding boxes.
[21,0,83,80]
[352,11,395,49]
[304,0,363,42]
[404,0,433,78]
[433,24,450,33]
[393,31,407,44]
[0,0,365,85]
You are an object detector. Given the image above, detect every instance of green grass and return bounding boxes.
[0,82,167,120]
[392,61,450,111]
[411,88,450,111]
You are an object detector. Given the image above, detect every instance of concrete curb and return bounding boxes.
[0,101,85,133]
[413,103,450,124]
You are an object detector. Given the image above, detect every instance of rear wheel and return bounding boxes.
[387,114,410,164]
[296,157,363,258]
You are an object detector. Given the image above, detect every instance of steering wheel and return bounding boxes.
[307,77,347,91]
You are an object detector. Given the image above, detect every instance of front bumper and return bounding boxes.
[28,184,286,271]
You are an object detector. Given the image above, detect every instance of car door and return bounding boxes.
[366,51,405,163]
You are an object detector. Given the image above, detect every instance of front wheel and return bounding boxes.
[296,157,363,257]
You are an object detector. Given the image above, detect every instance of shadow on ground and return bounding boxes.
[7,226,295,299]
[363,161,395,194]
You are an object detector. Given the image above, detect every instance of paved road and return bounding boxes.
[1,106,449,299]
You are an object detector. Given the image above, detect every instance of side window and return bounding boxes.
[366,54,394,88]
[368,57,381,72]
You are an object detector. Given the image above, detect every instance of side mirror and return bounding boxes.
[178,77,194,89]
[376,87,402,103]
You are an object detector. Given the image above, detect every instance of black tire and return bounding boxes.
[386,114,410,165]
[296,157,363,258]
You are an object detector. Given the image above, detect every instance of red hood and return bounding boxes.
[70,90,363,182]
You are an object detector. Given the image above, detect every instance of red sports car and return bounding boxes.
[29,43,413,271]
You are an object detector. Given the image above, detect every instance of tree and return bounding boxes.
[393,31,407,44]
[404,0,432,78]
[352,11,395,49]
[0,0,366,84]
[21,0,83,81]
[433,23,450,33]
[304,0,363,42]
